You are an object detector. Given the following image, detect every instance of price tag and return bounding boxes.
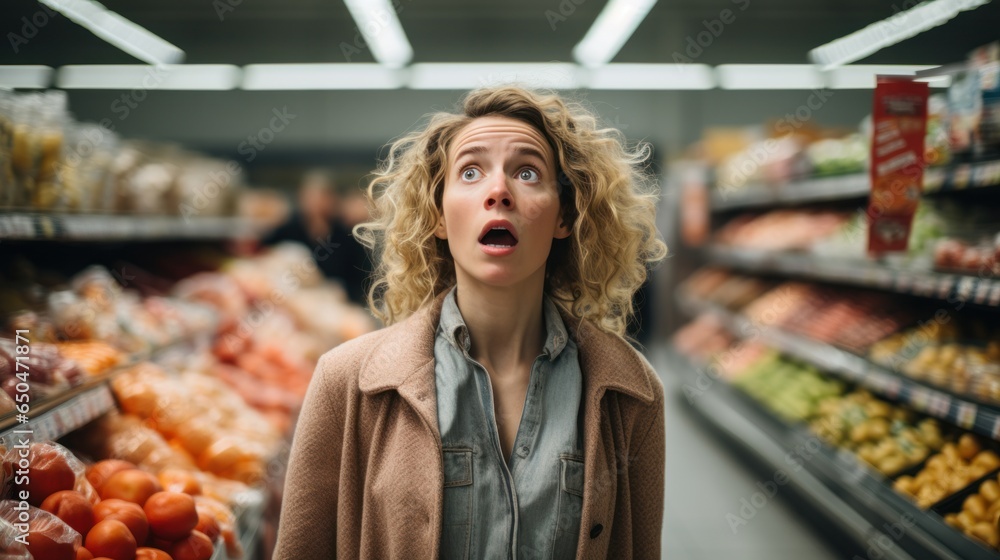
[929,393,951,417]
[937,276,955,299]
[953,164,972,189]
[883,377,902,399]
[911,387,931,411]
[0,215,36,238]
[976,281,992,305]
[956,277,976,303]
[914,276,936,296]
[990,283,1000,307]
[896,275,913,292]
[957,402,977,429]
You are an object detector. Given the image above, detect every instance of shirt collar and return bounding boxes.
[438,285,569,361]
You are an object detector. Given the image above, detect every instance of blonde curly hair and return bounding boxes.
[354,86,667,337]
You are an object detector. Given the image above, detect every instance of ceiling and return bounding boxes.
[2,0,998,67]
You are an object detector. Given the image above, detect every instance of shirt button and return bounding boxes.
[519,445,529,455]
[590,524,603,538]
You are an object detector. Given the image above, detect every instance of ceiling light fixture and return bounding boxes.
[242,63,402,90]
[39,0,184,65]
[57,65,240,90]
[0,66,54,89]
[573,0,658,68]
[809,0,991,70]
[585,63,715,89]
[716,64,824,90]
[341,0,413,68]
[408,63,580,90]
[825,64,951,88]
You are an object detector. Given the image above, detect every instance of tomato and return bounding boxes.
[85,520,137,560]
[100,469,162,506]
[136,547,174,560]
[144,491,198,540]
[87,460,136,494]
[21,443,77,506]
[76,547,95,560]
[41,490,96,536]
[168,530,213,560]
[26,530,76,560]
[193,508,220,543]
[157,470,202,496]
[94,498,149,544]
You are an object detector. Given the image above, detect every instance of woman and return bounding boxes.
[275,86,667,559]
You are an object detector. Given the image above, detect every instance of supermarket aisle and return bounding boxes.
[647,343,846,560]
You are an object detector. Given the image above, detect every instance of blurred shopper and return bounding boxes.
[276,87,668,559]
[260,169,368,304]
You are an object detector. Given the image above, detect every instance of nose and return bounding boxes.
[484,176,513,210]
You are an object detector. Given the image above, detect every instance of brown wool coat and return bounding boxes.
[274,290,666,559]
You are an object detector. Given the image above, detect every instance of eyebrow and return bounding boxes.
[452,144,551,166]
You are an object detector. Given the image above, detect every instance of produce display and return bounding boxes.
[894,434,1000,509]
[0,90,245,216]
[714,209,851,251]
[809,390,945,476]
[679,268,776,311]
[0,441,244,560]
[869,318,1000,404]
[730,352,845,422]
[942,475,1000,550]
[0,339,86,413]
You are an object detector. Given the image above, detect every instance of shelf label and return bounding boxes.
[952,164,972,189]
[975,281,992,305]
[0,215,35,238]
[914,275,936,296]
[910,387,931,412]
[957,402,977,429]
[928,393,951,417]
[956,277,976,302]
[883,377,902,399]
[937,276,955,299]
[989,283,1000,307]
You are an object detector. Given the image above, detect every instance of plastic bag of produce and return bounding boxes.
[0,500,81,560]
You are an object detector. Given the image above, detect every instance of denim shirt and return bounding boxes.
[435,287,584,560]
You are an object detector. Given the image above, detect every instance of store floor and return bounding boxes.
[647,342,846,560]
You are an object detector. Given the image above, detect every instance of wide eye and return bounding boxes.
[461,168,482,182]
[518,168,539,182]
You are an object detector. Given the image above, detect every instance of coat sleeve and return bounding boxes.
[274,353,346,559]
[630,375,665,560]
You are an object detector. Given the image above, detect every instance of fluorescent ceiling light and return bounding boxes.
[242,64,402,90]
[0,66,53,89]
[717,64,824,90]
[809,0,991,69]
[586,63,714,89]
[826,65,951,88]
[573,0,658,68]
[40,0,184,65]
[57,65,241,90]
[409,63,580,90]
[342,0,413,68]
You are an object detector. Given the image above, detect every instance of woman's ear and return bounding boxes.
[434,215,448,240]
[554,216,571,240]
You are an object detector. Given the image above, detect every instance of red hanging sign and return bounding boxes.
[868,76,929,255]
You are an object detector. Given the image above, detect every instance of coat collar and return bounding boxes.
[357,289,656,413]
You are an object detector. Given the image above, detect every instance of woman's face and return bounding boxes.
[435,116,571,291]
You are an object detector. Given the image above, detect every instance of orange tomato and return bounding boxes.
[157,470,202,496]
[26,530,76,560]
[100,469,162,506]
[41,490,96,536]
[136,547,174,560]
[20,443,77,506]
[76,547,95,560]
[85,520,137,560]
[94,499,149,544]
[87,460,137,494]
[169,530,213,560]
[144,491,198,541]
[193,508,220,543]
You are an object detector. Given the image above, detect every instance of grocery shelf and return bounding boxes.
[705,246,1000,308]
[671,349,994,560]
[0,212,268,241]
[677,295,1000,444]
[709,160,1000,211]
[0,380,114,448]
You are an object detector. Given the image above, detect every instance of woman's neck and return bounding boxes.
[453,278,546,379]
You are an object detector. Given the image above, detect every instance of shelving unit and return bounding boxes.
[677,295,1000,443]
[709,160,1000,212]
[672,349,995,560]
[0,212,268,241]
[705,246,1000,308]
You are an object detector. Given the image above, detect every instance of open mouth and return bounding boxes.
[479,225,518,247]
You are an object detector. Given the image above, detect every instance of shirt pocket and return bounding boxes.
[441,447,473,560]
[552,453,584,559]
